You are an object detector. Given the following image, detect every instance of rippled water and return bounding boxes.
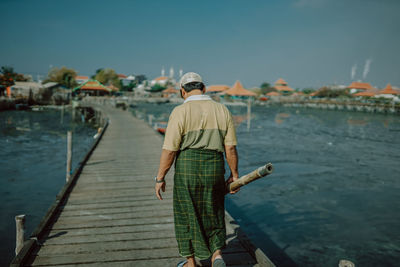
[133,102,400,267]
[0,109,96,266]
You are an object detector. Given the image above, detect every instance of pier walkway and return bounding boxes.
[15,104,273,267]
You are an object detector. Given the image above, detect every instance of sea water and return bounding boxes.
[0,109,97,266]
[132,102,400,267]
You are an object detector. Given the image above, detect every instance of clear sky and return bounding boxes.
[1,0,399,89]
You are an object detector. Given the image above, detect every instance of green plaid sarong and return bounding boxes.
[173,148,226,259]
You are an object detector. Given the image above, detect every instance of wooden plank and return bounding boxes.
[47,223,174,237]
[31,248,181,266]
[37,238,178,255]
[59,204,170,216]
[32,250,256,266]
[61,199,172,210]
[31,257,184,267]
[42,230,176,245]
[36,262,259,267]
[54,210,173,226]
[49,217,174,230]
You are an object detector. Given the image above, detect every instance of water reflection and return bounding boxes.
[275,112,291,125]
[347,117,368,126]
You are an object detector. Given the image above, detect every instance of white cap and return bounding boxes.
[179,72,203,87]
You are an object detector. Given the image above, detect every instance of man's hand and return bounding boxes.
[155,180,166,200]
[226,174,240,194]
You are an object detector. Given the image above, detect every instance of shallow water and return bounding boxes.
[0,109,96,266]
[133,102,400,267]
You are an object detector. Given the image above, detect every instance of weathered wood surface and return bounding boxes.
[24,105,272,267]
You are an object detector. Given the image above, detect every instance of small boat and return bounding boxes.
[155,122,167,135]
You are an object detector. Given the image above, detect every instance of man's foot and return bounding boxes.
[177,260,187,267]
[213,257,226,267]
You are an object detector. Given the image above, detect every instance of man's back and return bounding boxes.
[163,98,236,152]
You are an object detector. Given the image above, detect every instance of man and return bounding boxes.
[155,72,239,267]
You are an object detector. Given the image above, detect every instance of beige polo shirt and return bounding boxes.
[162,95,237,153]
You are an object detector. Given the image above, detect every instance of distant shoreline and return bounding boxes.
[2,95,399,115]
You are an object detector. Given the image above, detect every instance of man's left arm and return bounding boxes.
[155,149,177,200]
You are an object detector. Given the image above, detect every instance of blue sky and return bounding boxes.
[1,0,399,88]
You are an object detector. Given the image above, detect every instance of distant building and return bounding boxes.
[162,87,179,98]
[273,78,294,94]
[151,67,177,87]
[206,85,230,94]
[11,82,43,97]
[267,91,281,96]
[224,81,256,99]
[375,83,400,99]
[75,76,89,85]
[348,81,374,94]
[120,75,135,86]
[151,76,169,86]
[353,89,380,97]
[73,80,112,96]
[107,84,120,93]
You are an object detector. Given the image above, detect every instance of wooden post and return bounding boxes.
[339,259,355,267]
[15,214,25,255]
[66,131,72,182]
[60,104,64,124]
[247,98,251,131]
[148,114,153,126]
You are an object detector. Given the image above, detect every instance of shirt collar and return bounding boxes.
[184,94,212,103]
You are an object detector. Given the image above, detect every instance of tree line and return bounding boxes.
[0,65,147,92]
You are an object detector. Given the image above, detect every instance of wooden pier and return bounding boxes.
[11,104,274,267]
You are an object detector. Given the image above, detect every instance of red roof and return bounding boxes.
[224,81,257,96]
[107,84,119,91]
[275,78,287,86]
[207,85,230,92]
[154,76,168,81]
[162,87,179,93]
[73,80,111,92]
[267,91,281,96]
[348,82,373,90]
[379,83,399,95]
[354,89,379,97]
[75,75,89,80]
[117,74,127,79]
[274,85,294,92]
[273,78,293,92]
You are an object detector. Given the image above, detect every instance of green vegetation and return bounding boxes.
[302,88,316,95]
[135,74,147,84]
[0,66,28,87]
[260,82,276,95]
[250,87,262,96]
[44,66,78,89]
[0,66,28,96]
[94,68,121,90]
[313,87,350,98]
[150,84,166,92]
[121,81,136,92]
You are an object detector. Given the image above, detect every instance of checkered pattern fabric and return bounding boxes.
[173,149,226,259]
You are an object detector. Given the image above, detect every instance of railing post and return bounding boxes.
[66,131,72,182]
[339,259,355,267]
[15,214,25,255]
[247,98,251,131]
